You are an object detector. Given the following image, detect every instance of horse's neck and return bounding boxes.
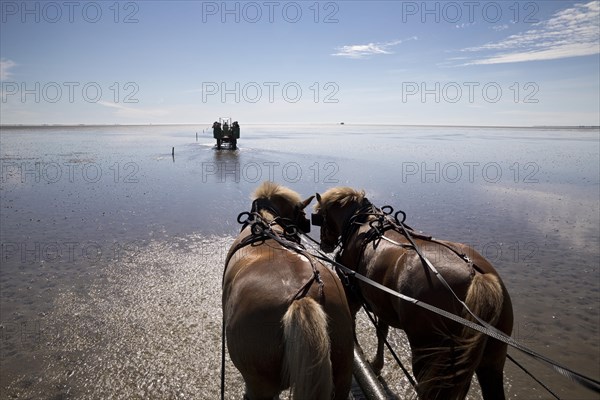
[339,205,374,258]
[338,232,365,269]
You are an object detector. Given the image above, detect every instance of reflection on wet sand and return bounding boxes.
[3,236,243,399]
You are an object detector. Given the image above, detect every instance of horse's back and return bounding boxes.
[361,233,511,333]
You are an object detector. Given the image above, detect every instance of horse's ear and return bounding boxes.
[300,195,315,210]
[316,193,322,203]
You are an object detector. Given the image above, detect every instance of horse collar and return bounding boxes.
[242,200,303,245]
[250,198,310,235]
[251,198,280,216]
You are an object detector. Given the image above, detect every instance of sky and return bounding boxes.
[1,0,599,126]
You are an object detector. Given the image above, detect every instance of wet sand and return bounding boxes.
[1,125,599,399]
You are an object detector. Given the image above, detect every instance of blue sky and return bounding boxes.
[1,0,599,125]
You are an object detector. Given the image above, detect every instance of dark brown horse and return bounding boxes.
[222,182,354,399]
[314,187,514,400]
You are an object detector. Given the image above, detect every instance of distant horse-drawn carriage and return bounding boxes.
[212,117,239,149]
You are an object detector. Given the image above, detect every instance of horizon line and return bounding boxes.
[1,123,599,130]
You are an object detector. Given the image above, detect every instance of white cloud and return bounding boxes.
[459,1,599,65]
[97,101,169,119]
[0,59,17,80]
[491,24,509,32]
[332,37,417,59]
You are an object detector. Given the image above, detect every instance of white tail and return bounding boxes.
[282,297,332,400]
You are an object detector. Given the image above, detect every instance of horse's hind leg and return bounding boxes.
[370,322,388,375]
[476,367,505,400]
[476,340,507,400]
[243,380,279,400]
[476,331,509,399]
[243,390,279,400]
[243,394,279,400]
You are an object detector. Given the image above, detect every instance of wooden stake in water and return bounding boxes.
[172,147,174,156]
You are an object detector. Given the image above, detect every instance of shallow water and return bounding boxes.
[1,124,598,399]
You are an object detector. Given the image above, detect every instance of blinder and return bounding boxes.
[311,213,324,226]
[291,205,309,233]
[298,215,311,233]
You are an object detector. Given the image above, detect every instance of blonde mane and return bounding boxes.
[252,181,302,205]
[315,186,365,213]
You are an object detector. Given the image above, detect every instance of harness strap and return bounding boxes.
[291,269,324,302]
[311,249,600,394]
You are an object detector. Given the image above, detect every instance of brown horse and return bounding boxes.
[222,182,354,399]
[313,187,514,400]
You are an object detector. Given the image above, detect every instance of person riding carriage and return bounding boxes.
[212,118,239,149]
